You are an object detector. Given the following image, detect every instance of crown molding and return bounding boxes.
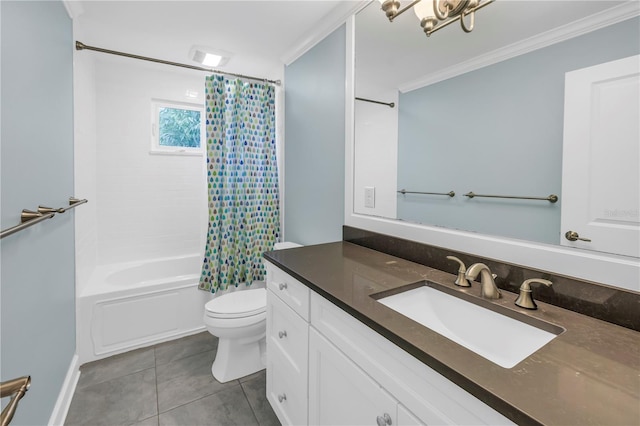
[399,1,640,93]
[63,0,84,20]
[281,0,370,66]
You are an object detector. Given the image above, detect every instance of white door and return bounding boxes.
[561,55,640,258]
[308,328,398,426]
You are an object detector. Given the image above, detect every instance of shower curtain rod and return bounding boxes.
[75,41,281,86]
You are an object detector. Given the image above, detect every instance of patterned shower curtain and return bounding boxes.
[199,75,280,293]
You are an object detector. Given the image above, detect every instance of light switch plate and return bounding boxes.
[364,186,375,208]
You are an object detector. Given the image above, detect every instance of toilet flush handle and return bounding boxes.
[278,283,287,290]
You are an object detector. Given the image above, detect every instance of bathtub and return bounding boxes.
[77,255,210,363]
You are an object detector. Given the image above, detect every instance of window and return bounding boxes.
[151,100,204,155]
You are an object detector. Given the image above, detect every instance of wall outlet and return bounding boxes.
[364,186,375,208]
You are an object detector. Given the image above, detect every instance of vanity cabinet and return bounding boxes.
[309,292,512,426]
[309,327,411,426]
[266,264,310,425]
[265,262,513,426]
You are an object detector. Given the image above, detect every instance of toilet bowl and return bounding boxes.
[203,241,301,383]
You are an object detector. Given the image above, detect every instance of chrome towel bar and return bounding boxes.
[464,192,558,203]
[0,197,88,239]
[398,189,455,197]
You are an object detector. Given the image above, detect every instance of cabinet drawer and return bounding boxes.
[266,346,308,426]
[267,290,309,378]
[266,263,310,320]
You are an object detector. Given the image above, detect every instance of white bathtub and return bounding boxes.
[77,255,210,363]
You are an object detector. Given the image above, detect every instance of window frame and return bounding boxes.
[150,99,204,156]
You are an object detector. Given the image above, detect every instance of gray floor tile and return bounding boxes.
[240,371,280,426]
[239,369,266,384]
[155,332,218,366]
[65,368,157,426]
[130,416,159,426]
[156,349,238,413]
[78,347,155,389]
[158,384,259,426]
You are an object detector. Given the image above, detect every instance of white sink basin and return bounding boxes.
[377,283,562,368]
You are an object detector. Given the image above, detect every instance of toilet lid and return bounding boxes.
[205,288,266,319]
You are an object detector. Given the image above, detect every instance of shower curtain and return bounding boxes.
[199,75,280,293]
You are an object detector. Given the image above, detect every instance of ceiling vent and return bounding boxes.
[189,45,232,67]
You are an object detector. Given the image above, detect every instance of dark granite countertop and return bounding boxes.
[264,241,640,426]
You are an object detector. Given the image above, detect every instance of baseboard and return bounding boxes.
[48,353,80,426]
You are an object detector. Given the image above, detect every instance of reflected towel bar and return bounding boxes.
[464,192,558,203]
[398,189,455,197]
[0,197,88,239]
[356,97,395,108]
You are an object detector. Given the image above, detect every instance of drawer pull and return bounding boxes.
[278,393,287,403]
[376,413,392,426]
[278,282,288,290]
[278,330,287,339]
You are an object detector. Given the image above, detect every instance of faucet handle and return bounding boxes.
[515,278,552,310]
[446,256,471,287]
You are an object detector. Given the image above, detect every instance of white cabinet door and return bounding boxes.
[266,349,308,426]
[309,328,397,426]
[561,55,639,257]
[398,404,424,426]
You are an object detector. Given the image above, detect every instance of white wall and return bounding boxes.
[74,55,208,278]
[353,82,398,219]
[73,21,98,295]
[92,59,207,266]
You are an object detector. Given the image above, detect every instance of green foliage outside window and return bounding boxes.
[159,107,201,148]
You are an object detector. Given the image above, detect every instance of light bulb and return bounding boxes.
[413,0,436,20]
[202,53,223,67]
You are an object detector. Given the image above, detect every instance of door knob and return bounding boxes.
[278,330,287,339]
[565,231,591,242]
[278,283,287,290]
[277,393,286,403]
[376,413,392,426]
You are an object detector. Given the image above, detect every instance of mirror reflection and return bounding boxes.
[354,0,639,246]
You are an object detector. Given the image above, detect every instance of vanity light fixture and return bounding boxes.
[379,0,494,37]
[189,45,231,67]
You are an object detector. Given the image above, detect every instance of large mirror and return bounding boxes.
[354,0,638,247]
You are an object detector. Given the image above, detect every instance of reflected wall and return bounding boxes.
[369,16,640,244]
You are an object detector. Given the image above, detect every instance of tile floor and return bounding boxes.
[65,332,280,426]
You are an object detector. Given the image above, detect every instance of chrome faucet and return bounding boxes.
[465,263,501,299]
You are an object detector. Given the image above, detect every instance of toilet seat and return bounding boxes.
[205,288,266,319]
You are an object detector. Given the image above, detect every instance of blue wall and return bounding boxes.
[284,26,346,245]
[397,17,640,244]
[1,2,75,424]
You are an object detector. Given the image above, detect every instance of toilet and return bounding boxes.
[203,241,302,383]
